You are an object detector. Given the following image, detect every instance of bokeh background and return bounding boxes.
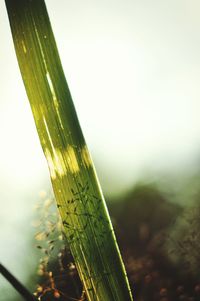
[1,0,200,300]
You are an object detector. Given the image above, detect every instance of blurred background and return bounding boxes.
[0,0,200,300]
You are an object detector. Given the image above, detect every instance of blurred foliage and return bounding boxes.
[109,183,182,249]
[109,183,200,301]
[4,181,200,301]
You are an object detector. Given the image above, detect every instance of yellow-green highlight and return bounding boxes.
[5,0,133,300]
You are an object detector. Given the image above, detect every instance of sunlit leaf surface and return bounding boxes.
[5,0,133,300]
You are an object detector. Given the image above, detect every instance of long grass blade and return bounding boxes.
[5,1,133,300]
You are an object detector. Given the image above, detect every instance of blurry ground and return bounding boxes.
[1,179,200,301]
[111,184,200,301]
[4,182,199,301]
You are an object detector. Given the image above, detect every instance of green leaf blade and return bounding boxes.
[5,1,133,300]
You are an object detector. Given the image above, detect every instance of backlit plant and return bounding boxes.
[5,0,133,300]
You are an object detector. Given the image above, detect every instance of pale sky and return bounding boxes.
[0,0,200,295]
[0,0,200,193]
